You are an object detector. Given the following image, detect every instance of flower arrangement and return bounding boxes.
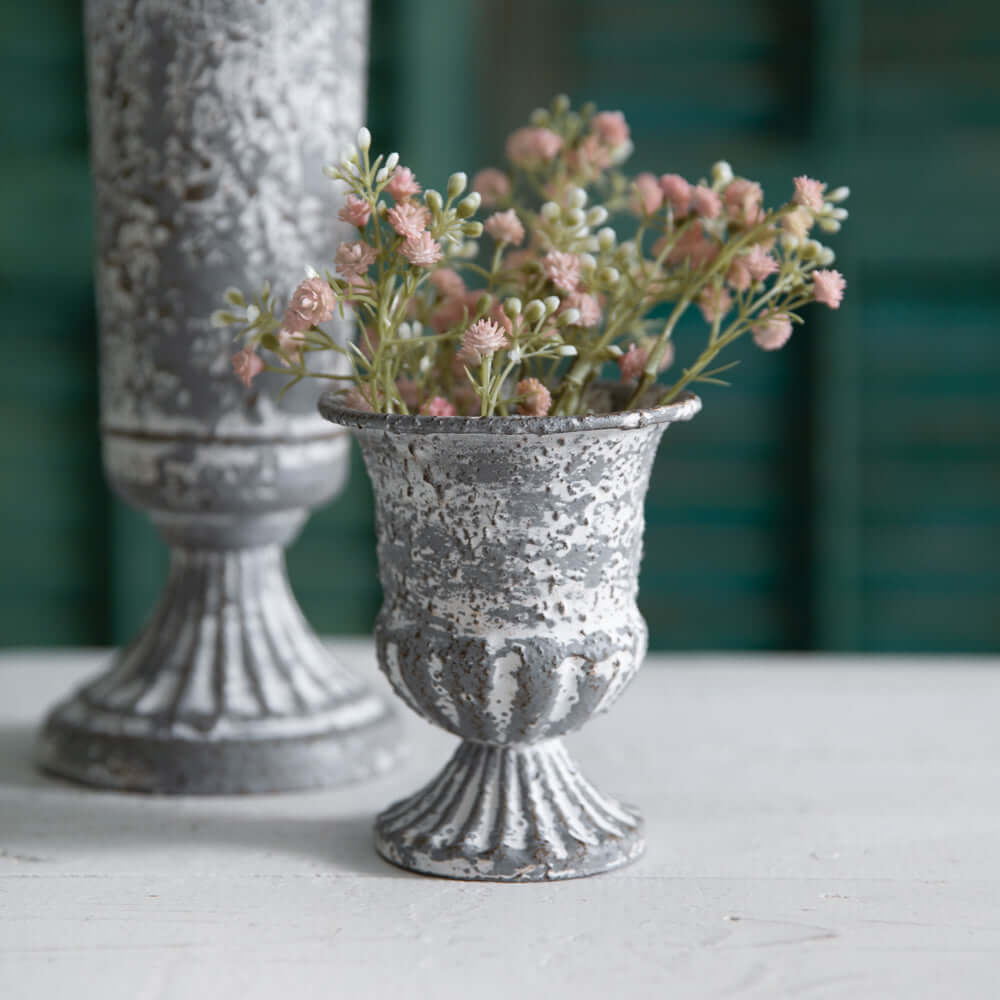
[219,95,848,417]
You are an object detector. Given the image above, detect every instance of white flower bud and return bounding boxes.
[543,295,561,314]
[541,201,560,220]
[831,206,849,221]
[456,192,481,218]
[567,186,588,210]
[583,236,600,252]
[425,189,443,213]
[357,126,372,151]
[586,206,608,226]
[818,217,841,233]
[245,304,260,323]
[818,247,836,266]
[711,160,734,187]
[376,200,388,216]
[375,166,389,183]
[780,233,800,252]
[529,108,550,126]
[523,300,546,323]
[458,240,479,259]
[304,265,319,278]
[559,308,581,327]
[606,344,624,358]
[504,297,523,318]
[447,172,468,199]
[565,207,585,228]
[828,186,850,203]
[558,344,578,356]
[419,355,433,374]
[802,240,823,260]
[385,152,399,171]
[598,267,620,285]
[508,345,523,364]
[323,163,339,179]
[597,227,617,251]
[398,322,412,339]
[578,253,597,272]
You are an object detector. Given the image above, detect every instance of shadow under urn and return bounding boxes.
[320,390,701,880]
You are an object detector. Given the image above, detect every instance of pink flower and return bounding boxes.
[386,166,421,201]
[276,327,306,365]
[232,346,264,387]
[543,250,581,293]
[660,174,692,217]
[698,285,732,324]
[619,341,673,381]
[783,205,814,240]
[793,175,826,212]
[516,377,552,417]
[726,257,752,292]
[335,240,377,279]
[386,201,430,239]
[664,223,718,269]
[745,245,779,281]
[632,172,664,215]
[591,110,630,148]
[400,231,443,267]
[691,185,722,219]
[430,268,466,298]
[752,313,793,350]
[421,396,457,417]
[562,290,602,328]
[484,209,526,246]
[724,178,764,225]
[459,317,509,364]
[618,343,647,382]
[506,127,563,167]
[338,195,371,227]
[283,276,337,331]
[472,168,512,207]
[812,269,846,309]
[342,387,375,412]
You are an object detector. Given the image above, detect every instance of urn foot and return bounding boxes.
[374,739,644,881]
[37,542,400,794]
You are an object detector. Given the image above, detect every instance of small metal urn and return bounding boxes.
[37,0,400,793]
[320,391,701,879]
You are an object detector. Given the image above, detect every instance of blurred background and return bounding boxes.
[1,0,998,653]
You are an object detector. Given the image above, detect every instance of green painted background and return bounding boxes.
[2,0,998,651]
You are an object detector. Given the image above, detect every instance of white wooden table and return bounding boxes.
[1,643,998,999]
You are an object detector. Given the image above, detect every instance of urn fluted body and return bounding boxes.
[320,393,701,880]
[37,0,401,794]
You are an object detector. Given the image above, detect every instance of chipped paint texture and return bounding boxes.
[38,0,402,795]
[321,392,700,879]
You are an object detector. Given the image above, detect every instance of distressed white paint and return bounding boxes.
[3,643,1000,998]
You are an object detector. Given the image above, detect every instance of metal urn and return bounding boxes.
[38,0,400,793]
[320,392,701,880]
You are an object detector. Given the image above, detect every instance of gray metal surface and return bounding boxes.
[38,0,401,794]
[321,391,700,877]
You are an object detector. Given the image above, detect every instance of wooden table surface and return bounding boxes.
[1,642,998,999]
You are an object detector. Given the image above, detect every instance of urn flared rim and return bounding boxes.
[318,388,701,436]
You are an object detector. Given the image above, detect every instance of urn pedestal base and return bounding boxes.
[37,538,400,795]
[374,740,644,881]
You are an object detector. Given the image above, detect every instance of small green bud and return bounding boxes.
[565,207,585,228]
[817,217,841,233]
[425,189,443,213]
[541,201,560,220]
[504,297,523,318]
[529,108,550,126]
[597,267,620,285]
[578,253,597,272]
[456,192,481,218]
[461,220,483,237]
[447,172,468,200]
[523,299,546,323]
[224,287,245,307]
[586,206,608,226]
[828,186,850,203]
[567,186,587,210]
[558,308,581,327]
[553,93,570,114]
[597,227,616,251]
[542,295,561,314]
